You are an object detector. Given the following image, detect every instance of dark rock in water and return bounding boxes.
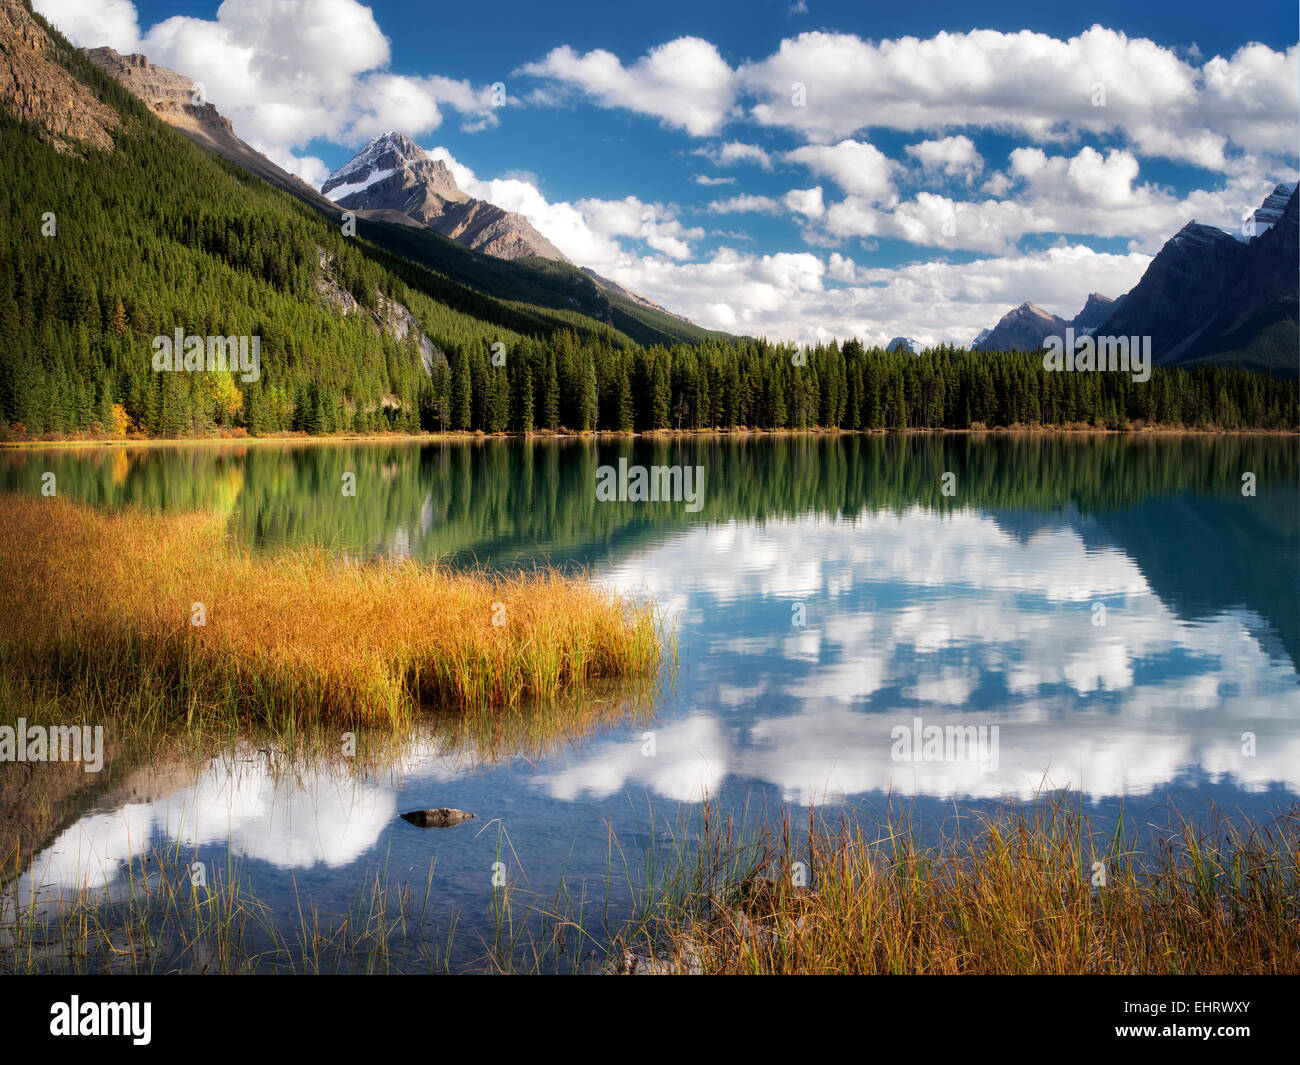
[401,808,476,828]
[605,948,703,975]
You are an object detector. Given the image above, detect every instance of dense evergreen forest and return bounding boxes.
[421,336,1298,435]
[0,12,1295,440]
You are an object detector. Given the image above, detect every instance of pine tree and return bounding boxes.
[577,353,598,431]
[543,350,560,430]
[650,355,671,429]
[519,364,535,433]
[451,349,471,430]
[617,361,634,432]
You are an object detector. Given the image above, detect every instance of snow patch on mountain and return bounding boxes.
[324,167,395,203]
[1247,181,1299,239]
[322,132,418,190]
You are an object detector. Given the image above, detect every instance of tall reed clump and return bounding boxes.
[622,798,1300,975]
[0,495,666,730]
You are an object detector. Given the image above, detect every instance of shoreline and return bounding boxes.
[3,423,1297,450]
[5,788,1295,975]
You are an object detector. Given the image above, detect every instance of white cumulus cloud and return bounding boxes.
[518,36,735,136]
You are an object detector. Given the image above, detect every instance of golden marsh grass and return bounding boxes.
[0,494,667,732]
[609,798,1300,975]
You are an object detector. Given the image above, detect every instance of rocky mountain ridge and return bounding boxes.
[323,132,569,262]
[1102,184,1298,373]
[82,45,342,216]
[70,45,712,343]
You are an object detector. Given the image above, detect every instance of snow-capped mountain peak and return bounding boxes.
[320,131,454,202]
[318,131,567,262]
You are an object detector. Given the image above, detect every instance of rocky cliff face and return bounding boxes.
[1249,181,1298,237]
[1072,292,1122,334]
[83,45,341,216]
[83,46,232,136]
[0,0,117,151]
[322,132,570,262]
[314,246,440,376]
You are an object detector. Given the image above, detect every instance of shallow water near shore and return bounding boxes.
[2,434,1298,971]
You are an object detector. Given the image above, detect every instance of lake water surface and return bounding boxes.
[4,434,1297,970]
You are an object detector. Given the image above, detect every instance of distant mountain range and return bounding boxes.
[972,293,1122,354]
[81,48,718,348]
[973,183,1298,374]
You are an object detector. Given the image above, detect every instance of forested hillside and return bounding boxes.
[0,4,642,437]
[0,3,1294,440]
[357,217,730,348]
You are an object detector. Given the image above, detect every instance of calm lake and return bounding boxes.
[3,433,1298,970]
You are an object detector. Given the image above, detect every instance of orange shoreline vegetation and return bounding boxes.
[625,799,1300,975]
[1,422,1296,450]
[0,495,666,729]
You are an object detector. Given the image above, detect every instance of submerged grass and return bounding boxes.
[0,842,455,975]
[0,494,668,733]
[3,794,1296,974]
[614,797,1300,975]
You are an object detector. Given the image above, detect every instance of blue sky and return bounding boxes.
[35,0,1300,344]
